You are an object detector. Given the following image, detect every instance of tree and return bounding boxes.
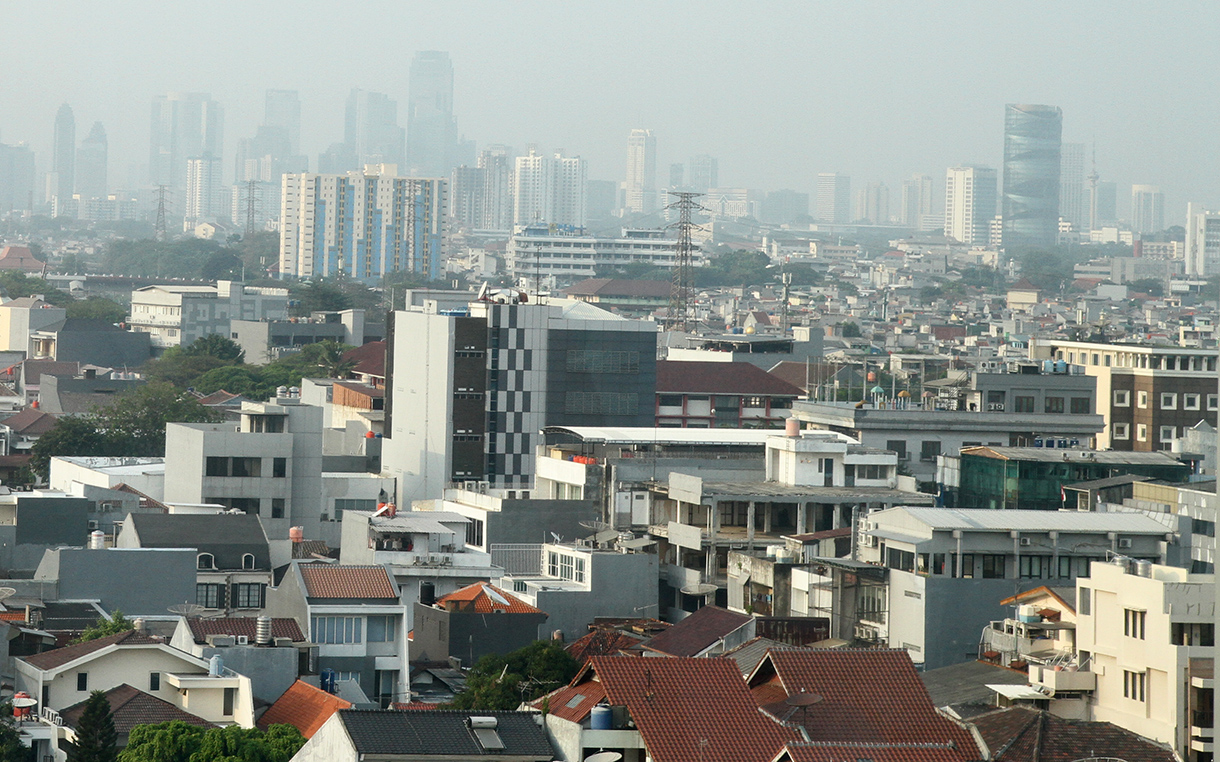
[118,722,303,762]
[181,335,245,364]
[69,691,118,762]
[839,321,862,338]
[0,714,33,762]
[451,640,579,710]
[302,341,356,379]
[66,297,127,324]
[95,383,221,456]
[290,281,352,316]
[75,611,133,644]
[29,414,116,477]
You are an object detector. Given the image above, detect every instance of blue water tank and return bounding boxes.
[590,705,613,730]
[1055,359,1067,374]
[1042,360,1054,373]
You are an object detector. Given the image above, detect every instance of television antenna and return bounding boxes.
[168,603,205,617]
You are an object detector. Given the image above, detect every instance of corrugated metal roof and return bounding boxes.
[882,507,1172,533]
[546,426,779,445]
[962,446,1186,466]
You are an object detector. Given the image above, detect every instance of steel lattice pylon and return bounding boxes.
[665,191,704,332]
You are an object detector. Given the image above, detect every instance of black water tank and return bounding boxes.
[420,581,436,606]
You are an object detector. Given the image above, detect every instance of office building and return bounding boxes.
[382,297,658,501]
[1131,184,1165,234]
[506,226,691,286]
[51,104,75,205]
[129,280,289,351]
[901,174,934,227]
[1059,142,1086,226]
[855,181,889,223]
[449,166,483,229]
[816,172,851,223]
[150,92,224,191]
[1185,203,1220,277]
[344,89,405,170]
[512,148,586,228]
[1091,179,1117,227]
[184,154,224,226]
[406,51,457,177]
[1001,103,1062,250]
[668,162,684,188]
[263,89,301,155]
[477,145,513,230]
[760,189,810,225]
[944,166,997,245]
[0,142,36,212]
[280,166,447,281]
[624,129,656,214]
[75,122,107,200]
[689,154,718,192]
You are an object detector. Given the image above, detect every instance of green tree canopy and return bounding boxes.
[66,297,128,324]
[118,722,304,762]
[450,640,580,711]
[180,335,245,364]
[75,611,133,644]
[69,691,118,762]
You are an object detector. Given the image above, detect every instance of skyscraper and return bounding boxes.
[344,89,405,170]
[406,51,457,177]
[150,93,224,191]
[688,154,718,192]
[0,142,36,212]
[75,122,107,200]
[900,174,933,227]
[1091,181,1117,227]
[512,148,587,228]
[856,182,889,224]
[624,129,656,214]
[184,154,223,225]
[478,145,513,231]
[1001,104,1062,250]
[1130,185,1165,234]
[1185,203,1220,277]
[51,104,75,204]
[760,190,810,225]
[815,173,851,223]
[668,163,685,188]
[1059,142,1086,228]
[944,166,998,245]
[264,90,301,155]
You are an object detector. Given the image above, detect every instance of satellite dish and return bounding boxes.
[11,697,37,709]
[549,532,563,543]
[585,753,623,762]
[785,692,824,707]
[680,583,718,597]
[168,603,205,617]
[579,520,610,532]
[0,587,17,602]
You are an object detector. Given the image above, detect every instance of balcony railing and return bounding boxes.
[1194,711,1214,730]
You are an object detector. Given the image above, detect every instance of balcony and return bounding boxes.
[1031,665,1096,693]
[373,549,493,569]
[1192,711,1214,739]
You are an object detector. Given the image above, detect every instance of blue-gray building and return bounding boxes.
[1002,104,1063,251]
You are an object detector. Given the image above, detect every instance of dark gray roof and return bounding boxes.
[41,601,107,631]
[920,659,1029,708]
[720,637,805,675]
[337,709,553,758]
[1063,474,1153,490]
[126,513,271,570]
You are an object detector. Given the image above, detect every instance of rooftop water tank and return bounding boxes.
[590,705,613,730]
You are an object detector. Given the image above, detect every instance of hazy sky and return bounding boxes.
[4,1,1217,220]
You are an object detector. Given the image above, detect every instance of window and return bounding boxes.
[231,457,262,477]
[197,553,215,570]
[1124,670,1146,701]
[234,583,265,609]
[1172,622,1216,646]
[920,440,941,462]
[367,615,397,643]
[149,672,160,691]
[658,394,683,408]
[334,499,377,515]
[1113,423,1130,440]
[1079,587,1090,615]
[1019,555,1046,578]
[1138,391,1148,408]
[886,440,907,460]
[566,350,639,374]
[981,555,1005,579]
[311,616,363,644]
[223,687,235,716]
[885,547,915,573]
[1137,424,1148,442]
[1124,608,1146,639]
[1160,426,1177,443]
[1014,396,1035,413]
[546,551,586,583]
[1160,392,1177,410]
[1070,397,1091,414]
[564,391,638,416]
[206,457,229,477]
[197,583,223,609]
[1058,556,1074,579]
[271,498,285,519]
[1184,393,1201,411]
[273,457,287,478]
[466,517,484,547]
[77,673,88,691]
[1114,390,1130,407]
[1044,396,1064,414]
[242,554,256,570]
[1208,394,1218,411]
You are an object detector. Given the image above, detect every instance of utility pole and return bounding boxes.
[154,185,169,242]
[665,191,704,333]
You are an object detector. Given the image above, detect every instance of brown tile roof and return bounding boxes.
[343,341,386,379]
[748,649,980,762]
[187,617,305,644]
[194,389,245,406]
[777,746,970,762]
[563,278,672,299]
[970,707,1176,762]
[257,679,352,737]
[536,679,606,723]
[0,246,46,273]
[298,564,396,600]
[642,606,752,657]
[657,360,804,396]
[20,629,164,671]
[0,408,58,435]
[565,628,649,663]
[436,581,543,615]
[112,483,169,512]
[60,684,215,734]
[767,361,843,393]
[590,656,798,762]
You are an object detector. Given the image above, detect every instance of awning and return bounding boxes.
[619,537,656,550]
[988,683,1048,701]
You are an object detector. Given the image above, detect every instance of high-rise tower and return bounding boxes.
[1001,104,1062,250]
[150,93,224,191]
[76,122,108,200]
[264,90,301,156]
[406,51,457,177]
[1059,142,1086,228]
[1130,185,1165,234]
[625,129,657,214]
[944,166,998,245]
[344,89,405,169]
[816,173,851,223]
[51,104,75,204]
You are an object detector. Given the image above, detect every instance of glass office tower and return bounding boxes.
[1001,104,1062,251]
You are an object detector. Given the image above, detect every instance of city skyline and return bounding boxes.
[2,2,1217,219]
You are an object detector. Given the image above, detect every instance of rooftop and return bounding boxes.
[961,446,1187,466]
[544,425,777,446]
[657,360,805,396]
[642,605,751,657]
[21,629,165,671]
[971,706,1177,762]
[60,684,216,734]
[877,506,1175,534]
[336,709,554,758]
[186,617,305,644]
[256,679,352,738]
[298,564,397,600]
[436,581,544,615]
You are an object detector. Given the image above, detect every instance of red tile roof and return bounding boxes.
[257,679,352,737]
[642,606,752,657]
[748,649,980,762]
[565,628,649,663]
[776,745,968,762]
[60,684,215,734]
[298,564,397,600]
[343,341,386,379]
[187,617,305,643]
[657,361,805,396]
[436,581,543,615]
[564,278,672,299]
[0,246,46,273]
[590,656,798,762]
[20,629,164,671]
[0,408,58,435]
[0,611,26,622]
[535,679,606,723]
[970,707,1176,762]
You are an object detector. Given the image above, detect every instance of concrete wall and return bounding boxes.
[530,551,658,641]
[290,713,356,762]
[199,645,298,705]
[36,548,197,617]
[411,602,546,666]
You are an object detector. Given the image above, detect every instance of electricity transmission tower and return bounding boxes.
[154,185,170,242]
[244,179,260,236]
[665,191,704,333]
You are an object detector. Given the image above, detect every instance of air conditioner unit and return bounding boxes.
[236,635,249,645]
[1019,538,1032,546]
[1118,538,1133,549]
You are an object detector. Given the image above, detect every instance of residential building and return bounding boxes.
[293,709,553,762]
[655,360,803,428]
[411,581,547,665]
[968,707,1178,762]
[506,225,692,287]
[816,172,851,223]
[0,408,58,456]
[1002,104,1062,250]
[279,166,447,281]
[1131,184,1166,234]
[33,547,200,617]
[624,129,657,214]
[28,319,151,370]
[265,562,405,708]
[979,586,1079,670]
[1032,339,1219,450]
[169,616,307,708]
[855,181,889,223]
[230,309,382,364]
[184,153,223,227]
[381,296,658,500]
[1186,203,1220,277]
[563,277,672,316]
[150,92,223,192]
[406,51,457,177]
[257,680,351,739]
[511,148,587,227]
[59,683,218,752]
[666,332,822,371]
[901,173,934,227]
[0,297,67,353]
[1060,142,1086,227]
[75,122,108,201]
[128,281,288,352]
[424,486,599,554]
[51,104,75,205]
[944,165,998,245]
[688,154,718,192]
[476,144,512,230]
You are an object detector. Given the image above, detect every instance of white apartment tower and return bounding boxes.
[815,173,851,223]
[624,129,657,214]
[1185,203,1220,277]
[184,154,224,226]
[1131,185,1165,234]
[900,174,933,227]
[512,149,587,228]
[944,165,998,245]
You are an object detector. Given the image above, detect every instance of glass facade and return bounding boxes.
[1002,104,1062,251]
[958,452,1189,511]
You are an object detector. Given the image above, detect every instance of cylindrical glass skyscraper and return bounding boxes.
[1002,104,1062,251]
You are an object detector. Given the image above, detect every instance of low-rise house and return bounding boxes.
[59,683,217,748]
[0,408,57,455]
[639,605,753,657]
[170,616,308,706]
[29,318,151,368]
[34,547,198,618]
[257,679,351,738]
[980,586,1077,669]
[655,360,803,428]
[411,581,547,666]
[968,706,1178,762]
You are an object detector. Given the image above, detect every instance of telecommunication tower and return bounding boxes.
[665,191,704,332]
